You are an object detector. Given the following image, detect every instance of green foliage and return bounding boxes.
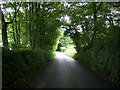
[2,2,64,87]
[2,48,54,88]
[2,2,65,50]
[59,36,73,48]
[75,46,120,85]
[64,45,77,57]
[56,35,74,52]
[2,2,120,87]
[64,2,120,86]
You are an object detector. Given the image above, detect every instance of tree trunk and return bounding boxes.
[25,9,28,46]
[15,17,19,44]
[31,2,35,49]
[91,2,97,47]
[29,2,32,47]
[0,8,9,48]
[90,2,102,48]
[12,22,16,43]
[2,22,9,48]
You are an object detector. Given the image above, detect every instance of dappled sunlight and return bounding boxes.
[56,35,76,57]
[55,51,66,59]
[2,1,119,87]
[64,45,77,57]
[55,51,76,62]
[66,58,75,62]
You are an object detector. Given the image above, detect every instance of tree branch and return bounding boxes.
[0,6,5,23]
[10,2,22,23]
[95,2,102,14]
[0,2,22,25]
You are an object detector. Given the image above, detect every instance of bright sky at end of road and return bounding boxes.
[55,52,75,62]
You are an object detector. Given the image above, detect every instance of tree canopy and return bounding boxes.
[1,2,120,87]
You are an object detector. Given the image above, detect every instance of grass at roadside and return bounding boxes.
[64,45,76,57]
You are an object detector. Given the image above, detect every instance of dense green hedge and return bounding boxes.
[71,25,120,87]
[75,47,120,87]
[2,48,55,88]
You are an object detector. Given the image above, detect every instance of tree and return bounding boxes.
[0,6,9,48]
[0,2,22,48]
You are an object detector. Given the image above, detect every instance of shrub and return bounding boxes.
[75,47,120,86]
[2,48,54,88]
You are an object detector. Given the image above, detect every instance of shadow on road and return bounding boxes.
[27,51,117,88]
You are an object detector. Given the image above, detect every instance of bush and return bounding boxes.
[64,46,76,57]
[2,48,54,88]
[76,47,120,86]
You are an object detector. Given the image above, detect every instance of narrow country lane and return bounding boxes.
[27,52,116,88]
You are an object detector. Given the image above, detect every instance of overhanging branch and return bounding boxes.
[10,2,22,23]
[95,2,102,14]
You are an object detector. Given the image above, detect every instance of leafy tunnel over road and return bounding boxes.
[1,2,120,87]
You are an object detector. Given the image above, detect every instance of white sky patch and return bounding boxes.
[0,1,6,4]
[62,2,71,7]
[2,6,24,15]
[64,15,71,24]
[60,15,71,24]
[5,8,14,12]
[85,16,89,18]
[78,2,88,5]
[19,7,24,12]
[77,25,83,32]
